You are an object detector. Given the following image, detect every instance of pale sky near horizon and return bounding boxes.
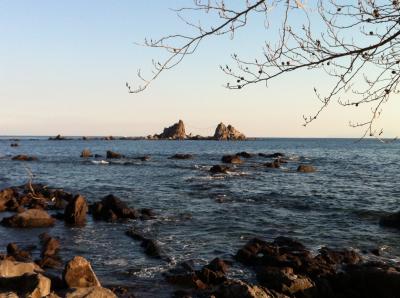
[0,0,398,137]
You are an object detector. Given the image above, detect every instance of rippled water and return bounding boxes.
[0,138,399,297]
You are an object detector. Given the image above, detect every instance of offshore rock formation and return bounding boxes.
[155,120,187,140]
[214,123,246,140]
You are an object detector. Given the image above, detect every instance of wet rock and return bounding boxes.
[65,286,117,298]
[169,154,193,160]
[125,229,146,241]
[80,149,93,158]
[38,233,61,269]
[214,123,246,140]
[256,266,314,295]
[94,154,103,158]
[0,273,51,298]
[265,159,281,168]
[259,152,285,158]
[236,151,253,158]
[6,243,31,262]
[379,211,400,229]
[156,120,187,140]
[215,280,276,298]
[297,164,316,173]
[141,239,163,259]
[1,209,55,228]
[0,188,18,212]
[106,150,123,159]
[91,194,138,222]
[64,195,88,226]
[222,155,243,164]
[210,165,230,174]
[139,208,156,220]
[135,155,150,161]
[63,256,101,288]
[11,155,37,161]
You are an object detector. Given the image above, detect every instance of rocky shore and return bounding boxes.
[1,148,400,297]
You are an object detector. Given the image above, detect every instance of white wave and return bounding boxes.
[91,160,109,165]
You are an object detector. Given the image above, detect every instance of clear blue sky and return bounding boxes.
[0,0,398,137]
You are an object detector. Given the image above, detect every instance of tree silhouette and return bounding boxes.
[127,0,400,138]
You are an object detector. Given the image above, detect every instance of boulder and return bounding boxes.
[91,194,138,222]
[64,195,88,226]
[297,164,316,173]
[1,209,55,228]
[210,165,230,174]
[0,273,51,298]
[216,280,274,298]
[156,120,186,140]
[379,211,400,229]
[0,188,17,212]
[222,155,243,164]
[106,151,123,159]
[80,149,92,158]
[11,155,37,161]
[169,154,193,160]
[63,256,101,288]
[214,123,246,140]
[6,243,31,262]
[0,260,42,277]
[65,286,117,298]
[38,233,61,269]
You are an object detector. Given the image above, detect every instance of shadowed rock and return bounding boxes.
[222,155,243,164]
[64,195,88,226]
[1,209,55,228]
[169,154,193,160]
[106,150,123,159]
[156,120,187,140]
[210,165,230,174]
[91,194,138,222]
[379,211,400,229]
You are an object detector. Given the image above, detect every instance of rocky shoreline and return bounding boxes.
[1,149,400,297]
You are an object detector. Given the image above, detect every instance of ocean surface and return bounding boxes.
[0,137,399,296]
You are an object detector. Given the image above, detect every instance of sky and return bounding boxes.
[0,0,398,138]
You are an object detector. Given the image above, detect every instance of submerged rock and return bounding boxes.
[259,152,285,158]
[236,151,253,158]
[91,194,138,222]
[106,151,123,159]
[49,134,66,140]
[210,165,230,174]
[214,123,246,141]
[64,195,88,226]
[379,211,400,229]
[156,120,187,140]
[169,154,193,160]
[222,155,243,164]
[1,209,55,228]
[297,164,316,173]
[11,155,37,161]
[63,256,101,288]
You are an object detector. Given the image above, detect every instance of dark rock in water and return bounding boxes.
[80,148,93,158]
[139,208,156,220]
[64,195,88,226]
[11,155,37,161]
[141,239,163,258]
[169,154,193,160]
[156,120,187,140]
[91,194,138,221]
[49,134,66,140]
[210,165,230,174]
[38,233,62,269]
[135,155,150,161]
[297,164,316,173]
[265,159,281,168]
[94,154,103,158]
[106,150,123,159]
[214,123,246,140]
[236,151,253,158]
[63,256,101,288]
[125,229,146,241]
[259,152,285,158]
[1,209,55,228]
[10,143,19,147]
[6,243,32,262]
[222,155,243,164]
[380,211,400,229]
